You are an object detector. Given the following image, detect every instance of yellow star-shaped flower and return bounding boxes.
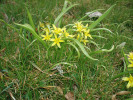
[41,32,52,41]
[50,35,64,48]
[122,74,133,88]
[83,29,92,39]
[39,22,45,28]
[81,39,89,45]
[52,24,62,35]
[73,22,84,33]
[128,52,133,60]
[62,28,74,38]
[128,60,133,67]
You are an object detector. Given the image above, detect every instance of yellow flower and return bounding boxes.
[77,34,82,40]
[81,39,89,45]
[73,22,84,33]
[122,74,133,88]
[52,24,62,35]
[83,29,92,39]
[62,28,74,38]
[128,60,133,67]
[50,35,64,48]
[39,22,45,28]
[41,31,52,41]
[128,52,133,60]
[42,27,50,33]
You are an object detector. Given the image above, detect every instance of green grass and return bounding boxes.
[0,0,133,99]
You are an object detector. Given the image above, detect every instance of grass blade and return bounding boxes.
[88,4,116,29]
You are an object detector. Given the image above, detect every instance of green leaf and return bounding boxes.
[0,19,18,32]
[26,7,35,30]
[91,28,113,34]
[89,40,100,49]
[68,38,98,61]
[88,4,116,29]
[54,1,78,26]
[67,43,80,59]
[15,23,47,49]
[90,45,114,55]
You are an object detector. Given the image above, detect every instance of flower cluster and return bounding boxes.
[122,52,133,88]
[39,21,92,48]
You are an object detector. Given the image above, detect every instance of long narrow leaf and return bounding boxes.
[89,40,100,49]
[57,1,68,27]
[88,4,116,29]
[67,43,80,59]
[68,38,98,60]
[91,28,113,34]
[90,45,114,55]
[15,23,47,49]
[54,3,78,26]
[0,19,18,32]
[26,8,35,30]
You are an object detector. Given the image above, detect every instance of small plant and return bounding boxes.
[15,1,115,61]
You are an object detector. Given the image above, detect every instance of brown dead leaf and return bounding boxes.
[112,94,117,100]
[8,90,16,100]
[57,86,63,95]
[73,84,78,92]
[116,91,131,95]
[112,91,131,100]
[40,86,56,90]
[65,92,75,100]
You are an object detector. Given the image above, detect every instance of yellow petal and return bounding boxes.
[59,40,64,42]
[122,77,129,81]
[128,64,133,67]
[52,42,56,46]
[57,43,61,48]
[127,82,131,88]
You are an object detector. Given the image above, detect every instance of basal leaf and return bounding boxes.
[67,43,80,59]
[88,4,116,29]
[68,38,98,60]
[15,23,47,49]
[90,45,114,55]
[54,1,78,26]
[26,8,35,30]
